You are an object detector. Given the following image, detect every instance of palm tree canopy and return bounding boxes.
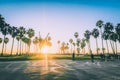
[115,23,120,42]
[4,37,9,44]
[57,40,60,44]
[18,27,26,38]
[73,42,76,46]
[47,36,51,41]
[84,30,91,40]
[0,14,5,31]
[9,26,19,38]
[109,32,118,42]
[16,35,20,41]
[115,23,120,35]
[102,31,109,40]
[1,23,9,36]
[74,32,79,38]
[92,28,99,38]
[69,38,73,44]
[104,22,114,32]
[96,20,104,28]
[0,38,2,43]
[81,40,86,49]
[27,28,35,38]
[33,37,39,45]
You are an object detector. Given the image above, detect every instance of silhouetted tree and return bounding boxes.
[92,28,99,54]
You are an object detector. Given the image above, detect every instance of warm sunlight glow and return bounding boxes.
[42,46,49,54]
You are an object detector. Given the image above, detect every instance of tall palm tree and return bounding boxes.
[74,32,79,53]
[102,31,109,54]
[104,22,114,54]
[57,40,61,54]
[69,38,73,53]
[33,37,39,53]
[4,37,9,54]
[76,38,81,54]
[96,20,104,54]
[0,14,5,31]
[81,38,86,54]
[109,32,118,54]
[74,32,79,38]
[0,38,2,54]
[72,42,76,53]
[27,28,35,54]
[9,26,19,55]
[18,27,26,54]
[1,23,9,55]
[61,42,65,54]
[84,30,91,54]
[16,35,20,55]
[92,28,99,54]
[115,23,120,43]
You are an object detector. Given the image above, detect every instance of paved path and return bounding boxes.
[0,60,120,80]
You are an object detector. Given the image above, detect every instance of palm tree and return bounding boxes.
[33,37,39,53]
[16,35,20,55]
[81,38,86,54]
[74,32,79,38]
[115,23,120,43]
[74,32,79,53]
[0,38,2,54]
[0,14,5,31]
[69,38,73,53]
[104,22,114,54]
[102,31,109,54]
[9,26,19,55]
[18,27,26,54]
[76,38,81,54]
[4,37,9,54]
[96,20,104,54]
[84,30,91,54]
[92,28,99,54]
[1,23,9,55]
[27,28,35,54]
[109,32,118,54]
[61,42,65,54]
[72,42,76,53]
[57,40,61,54]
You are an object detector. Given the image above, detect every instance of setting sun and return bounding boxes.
[42,46,49,54]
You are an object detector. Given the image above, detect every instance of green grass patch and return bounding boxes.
[0,54,101,61]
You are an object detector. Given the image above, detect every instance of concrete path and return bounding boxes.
[0,60,120,80]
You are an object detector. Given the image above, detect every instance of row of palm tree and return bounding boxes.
[0,14,52,56]
[57,20,120,55]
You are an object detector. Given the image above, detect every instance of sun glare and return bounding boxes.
[42,46,49,54]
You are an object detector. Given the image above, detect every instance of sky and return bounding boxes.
[0,0,120,53]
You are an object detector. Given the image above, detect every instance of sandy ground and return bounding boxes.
[0,60,120,80]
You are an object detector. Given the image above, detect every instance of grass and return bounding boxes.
[0,54,101,61]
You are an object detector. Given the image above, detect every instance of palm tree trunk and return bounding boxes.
[115,42,117,54]
[112,41,115,54]
[100,28,104,54]
[110,40,115,54]
[10,38,14,55]
[83,47,85,54]
[106,40,109,54]
[17,41,19,55]
[1,35,5,56]
[88,40,91,54]
[71,44,72,54]
[20,40,22,55]
[29,45,31,54]
[4,44,6,54]
[22,42,24,54]
[96,38,98,54]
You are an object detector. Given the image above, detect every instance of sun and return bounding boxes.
[42,46,49,54]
